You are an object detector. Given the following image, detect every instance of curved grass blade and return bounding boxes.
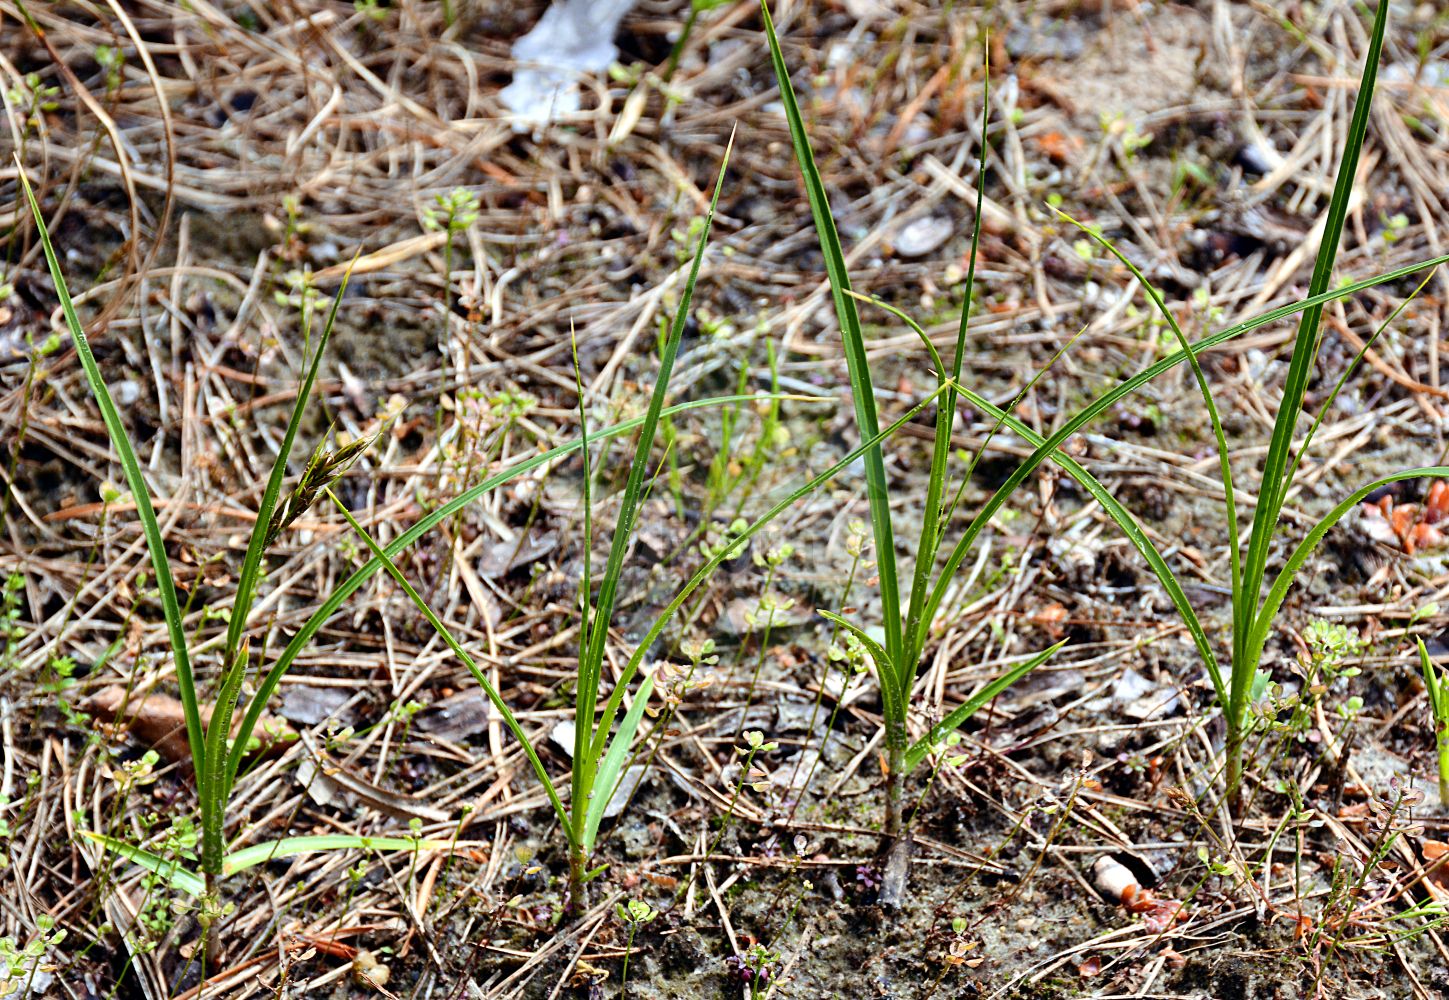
[223,389,812,787]
[817,609,907,753]
[18,168,206,774]
[905,49,991,686]
[80,832,206,898]
[762,0,902,665]
[903,639,1065,773]
[586,381,954,766]
[579,131,734,711]
[324,489,574,840]
[946,381,1226,704]
[1054,209,1242,639]
[224,265,353,674]
[1282,268,1437,495]
[223,835,445,876]
[1248,466,1449,670]
[571,132,733,865]
[1241,0,1390,643]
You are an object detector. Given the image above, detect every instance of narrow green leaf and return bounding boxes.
[80,831,206,898]
[324,490,575,842]
[904,639,1065,773]
[1247,467,1449,673]
[18,169,205,775]
[911,380,1226,705]
[224,390,806,788]
[1283,268,1436,491]
[572,133,733,855]
[225,263,355,674]
[817,610,906,753]
[905,46,991,686]
[587,382,954,765]
[223,835,445,875]
[1419,639,1442,718]
[1055,209,1242,670]
[762,0,902,665]
[1242,0,1390,655]
[583,673,655,853]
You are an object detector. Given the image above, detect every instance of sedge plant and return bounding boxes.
[1038,0,1449,807]
[763,0,1449,820]
[16,171,439,946]
[317,137,994,911]
[762,6,1064,838]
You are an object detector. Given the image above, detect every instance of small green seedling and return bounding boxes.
[1036,1,1449,807]
[615,899,657,996]
[1418,639,1449,807]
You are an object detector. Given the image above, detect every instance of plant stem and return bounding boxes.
[621,922,638,996]
[1438,737,1449,808]
[202,872,220,971]
[885,739,906,838]
[1225,724,1245,815]
[567,842,588,913]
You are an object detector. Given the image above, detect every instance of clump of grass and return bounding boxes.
[16,171,437,954]
[762,4,1066,840]
[1041,0,1449,808]
[763,0,1449,824]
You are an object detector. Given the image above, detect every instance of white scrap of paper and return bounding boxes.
[501,0,639,127]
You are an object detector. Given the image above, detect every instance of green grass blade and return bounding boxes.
[224,264,354,669]
[18,169,206,775]
[582,672,655,853]
[931,382,1228,705]
[1283,268,1436,490]
[223,835,446,876]
[1247,467,1449,673]
[586,382,952,765]
[80,832,207,898]
[570,325,596,832]
[762,0,902,665]
[855,292,1085,674]
[1242,0,1390,638]
[1420,639,1441,717]
[324,490,574,840]
[905,46,991,682]
[200,643,249,872]
[1055,209,1242,638]
[223,390,802,787]
[903,639,1065,773]
[571,135,732,859]
[577,132,734,750]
